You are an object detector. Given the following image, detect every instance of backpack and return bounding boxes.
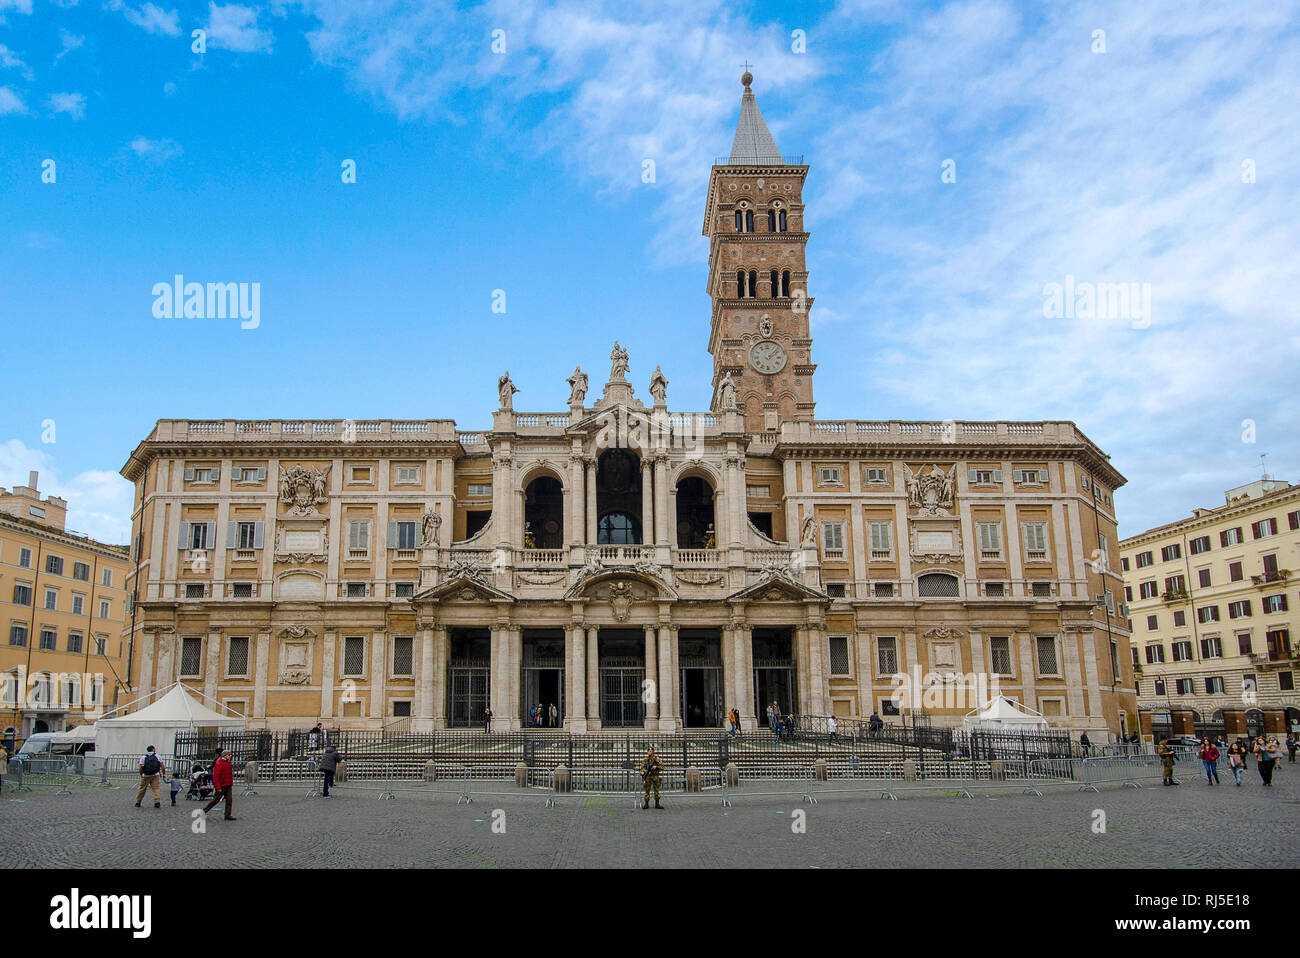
[142,753,161,776]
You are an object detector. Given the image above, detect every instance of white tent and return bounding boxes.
[50,724,99,746]
[94,683,245,760]
[961,695,1049,732]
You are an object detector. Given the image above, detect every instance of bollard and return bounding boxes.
[990,760,1005,781]
[515,762,529,788]
[902,759,917,782]
[685,766,701,792]
[423,761,437,783]
[552,765,571,793]
[242,760,259,796]
[335,761,347,784]
[725,762,739,788]
[813,758,828,782]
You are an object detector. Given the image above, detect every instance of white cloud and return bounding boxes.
[0,42,31,79]
[106,0,181,36]
[163,80,177,95]
[0,84,26,115]
[0,441,132,545]
[47,91,86,119]
[128,135,183,162]
[0,0,33,16]
[55,29,85,63]
[204,3,274,52]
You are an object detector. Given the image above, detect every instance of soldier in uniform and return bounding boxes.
[1157,739,1179,786]
[640,746,664,809]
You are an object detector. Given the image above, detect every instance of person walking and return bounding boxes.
[1079,732,1092,757]
[1157,739,1179,786]
[1287,734,1297,764]
[308,723,322,750]
[483,705,493,733]
[319,744,343,797]
[869,711,883,737]
[766,703,776,732]
[168,769,185,806]
[1227,741,1246,786]
[202,750,236,820]
[640,746,664,810]
[135,745,165,808]
[1255,735,1280,786]
[786,713,797,743]
[549,703,558,728]
[1199,737,1221,785]
[828,715,839,744]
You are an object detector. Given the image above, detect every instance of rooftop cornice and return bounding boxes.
[1119,483,1300,546]
[0,513,130,557]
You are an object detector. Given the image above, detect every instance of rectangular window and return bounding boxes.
[392,700,412,717]
[237,522,259,550]
[9,625,27,647]
[1173,610,1186,627]
[1145,644,1165,664]
[1139,581,1158,600]
[873,582,894,598]
[46,554,64,575]
[1251,517,1278,539]
[343,637,366,676]
[1237,633,1253,655]
[826,583,847,598]
[1146,614,1158,630]
[466,484,492,497]
[40,629,56,651]
[969,468,998,485]
[984,582,1005,597]
[1228,599,1252,619]
[13,583,32,606]
[1124,586,1132,602]
[1031,581,1053,598]
[1172,640,1193,662]
[1035,636,1059,675]
[232,582,253,598]
[189,522,211,550]
[1289,510,1300,531]
[864,467,888,485]
[72,561,90,581]
[101,568,112,587]
[393,521,418,550]
[67,632,82,654]
[821,521,845,553]
[1279,672,1295,692]
[1189,535,1211,555]
[1164,575,1185,595]
[395,466,420,484]
[392,636,414,676]
[1264,594,1288,614]
[977,521,1002,559]
[1228,561,1243,582]
[1176,678,1193,695]
[868,521,893,558]
[346,582,367,598]
[1262,554,1279,576]
[350,466,373,483]
[94,635,107,655]
[1135,551,1153,568]
[180,637,203,676]
[72,594,85,616]
[818,467,842,485]
[44,589,58,611]
[1121,556,1130,572]
[1197,605,1220,624]
[1197,568,1211,588]
[1022,521,1049,561]
[346,520,371,555]
[1201,636,1223,658]
[746,485,771,498]
[877,637,898,675]
[394,582,415,598]
[18,547,32,568]
[828,636,850,675]
[990,637,1012,675]
[1153,678,1166,696]
[1207,675,1224,693]
[227,637,250,676]
[1220,527,1242,547]
[99,599,111,617]
[1161,544,1181,562]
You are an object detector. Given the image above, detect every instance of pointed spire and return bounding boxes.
[728,71,783,165]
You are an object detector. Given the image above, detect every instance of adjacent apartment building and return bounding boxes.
[0,472,132,744]
[118,75,1136,739]
[1120,477,1300,740]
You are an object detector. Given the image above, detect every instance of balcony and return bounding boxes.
[1251,569,1290,585]
[1161,589,1189,602]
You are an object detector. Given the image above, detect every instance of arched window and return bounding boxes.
[769,270,779,298]
[734,211,744,231]
[778,210,787,231]
[748,271,757,298]
[598,512,642,545]
[767,209,776,232]
[736,269,747,298]
[917,572,960,597]
[745,210,754,232]
[781,270,791,298]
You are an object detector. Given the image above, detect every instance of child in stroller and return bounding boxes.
[186,762,214,801]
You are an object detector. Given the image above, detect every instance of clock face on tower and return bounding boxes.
[749,340,788,374]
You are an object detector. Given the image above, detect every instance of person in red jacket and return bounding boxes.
[1199,737,1221,785]
[202,750,237,820]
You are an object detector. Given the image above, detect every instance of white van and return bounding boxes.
[14,727,97,773]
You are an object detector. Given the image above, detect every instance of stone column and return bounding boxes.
[253,630,270,721]
[735,623,756,729]
[431,626,448,729]
[320,631,336,719]
[417,628,435,729]
[490,625,509,730]
[369,632,387,720]
[1018,633,1037,710]
[138,631,156,700]
[1081,633,1104,721]
[586,627,600,729]
[641,460,654,548]
[644,624,659,724]
[568,453,584,546]
[585,459,598,544]
[794,626,811,716]
[657,626,677,732]
[654,456,670,547]
[568,624,587,732]
[204,630,221,704]
[806,621,827,716]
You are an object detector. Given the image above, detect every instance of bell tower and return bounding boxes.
[703,70,815,431]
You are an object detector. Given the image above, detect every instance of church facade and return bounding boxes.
[120,76,1136,737]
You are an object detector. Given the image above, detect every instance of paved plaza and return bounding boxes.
[3,763,1299,869]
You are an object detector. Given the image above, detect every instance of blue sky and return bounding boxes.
[1,0,1297,544]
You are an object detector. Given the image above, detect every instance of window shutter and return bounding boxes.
[226,523,238,549]
[993,468,1003,482]
[387,522,399,548]
[359,522,369,550]
[183,467,195,481]
[211,466,220,482]
[205,522,217,548]
[1219,530,1228,547]
[253,522,265,549]
[967,469,977,483]
[347,522,359,550]
[1012,469,1023,482]
[178,521,191,548]
[256,466,266,481]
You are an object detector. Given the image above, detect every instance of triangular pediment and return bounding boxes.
[727,571,828,604]
[416,574,514,604]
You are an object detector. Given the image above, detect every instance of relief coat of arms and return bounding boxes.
[279,464,331,515]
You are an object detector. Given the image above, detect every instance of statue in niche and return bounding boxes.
[718,372,737,410]
[421,510,442,547]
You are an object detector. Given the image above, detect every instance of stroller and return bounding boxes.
[186,762,214,801]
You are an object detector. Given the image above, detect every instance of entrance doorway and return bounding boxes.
[752,627,797,724]
[521,630,565,727]
[598,630,644,727]
[447,629,490,727]
[678,630,723,728]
